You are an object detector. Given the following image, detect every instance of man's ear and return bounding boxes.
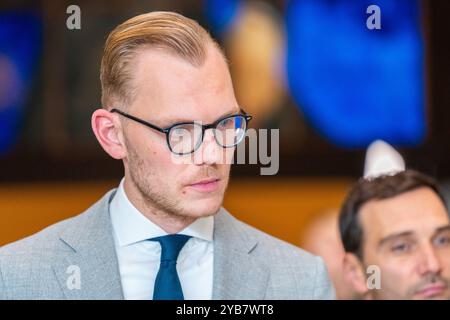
[343,252,370,297]
[91,108,126,159]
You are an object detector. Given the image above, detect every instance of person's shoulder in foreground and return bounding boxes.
[0,190,335,300]
[0,193,111,300]
[217,209,336,300]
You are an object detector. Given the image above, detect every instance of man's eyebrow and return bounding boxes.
[213,109,241,121]
[159,108,240,126]
[434,225,450,234]
[378,231,415,247]
[378,225,450,247]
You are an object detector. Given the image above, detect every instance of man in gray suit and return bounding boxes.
[0,11,334,300]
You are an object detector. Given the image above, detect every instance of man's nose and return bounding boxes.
[193,129,223,166]
[417,245,442,276]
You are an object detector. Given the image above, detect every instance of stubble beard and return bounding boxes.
[125,138,228,221]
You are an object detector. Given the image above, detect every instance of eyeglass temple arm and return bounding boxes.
[240,108,252,121]
[110,108,168,133]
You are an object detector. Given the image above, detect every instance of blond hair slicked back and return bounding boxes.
[100,11,219,109]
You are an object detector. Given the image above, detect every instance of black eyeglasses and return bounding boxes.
[111,108,252,155]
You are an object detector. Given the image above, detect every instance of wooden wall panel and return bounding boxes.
[0,178,352,247]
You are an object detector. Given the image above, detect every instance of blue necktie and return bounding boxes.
[150,234,191,300]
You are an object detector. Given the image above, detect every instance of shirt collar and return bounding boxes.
[110,178,214,247]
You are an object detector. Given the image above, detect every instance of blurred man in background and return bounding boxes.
[301,209,361,300]
[0,11,334,300]
[339,170,450,299]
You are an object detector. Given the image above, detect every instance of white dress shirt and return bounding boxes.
[109,179,214,300]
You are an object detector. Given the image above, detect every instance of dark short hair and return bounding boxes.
[338,169,447,259]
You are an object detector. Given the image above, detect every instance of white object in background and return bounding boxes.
[363,140,406,179]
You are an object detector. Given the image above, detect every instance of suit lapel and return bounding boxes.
[52,190,124,299]
[51,195,268,299]
[212,208,270,299]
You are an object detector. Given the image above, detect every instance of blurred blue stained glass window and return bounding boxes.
[286,0,425,148]
[0,12,42,155]
[206,0,425,148]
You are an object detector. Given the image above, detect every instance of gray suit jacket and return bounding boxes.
[0,190,335,299]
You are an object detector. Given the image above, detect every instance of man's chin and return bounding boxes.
[181,198,223,218]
